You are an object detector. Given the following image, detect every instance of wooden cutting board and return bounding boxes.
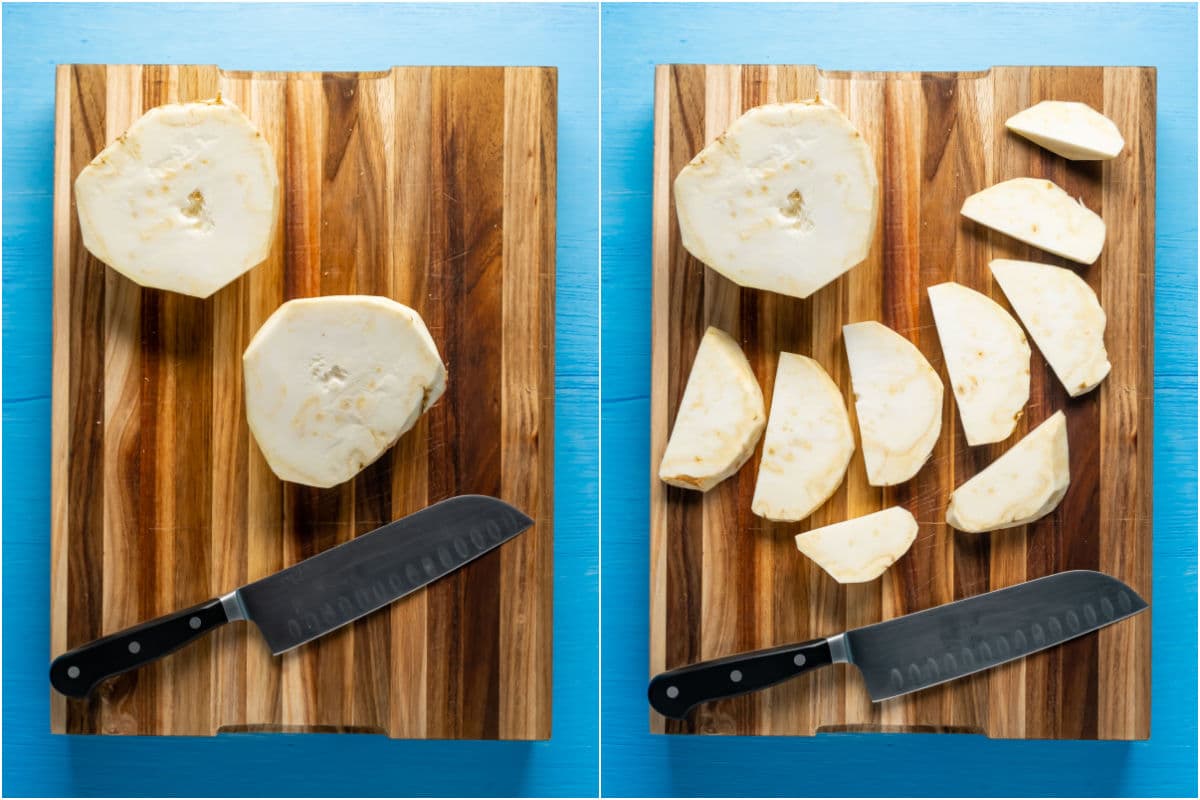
[50,64,554,739]
[650,65,1153,739]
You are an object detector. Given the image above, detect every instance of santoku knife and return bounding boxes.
[648,570,1147,719]
[51,494,533,698]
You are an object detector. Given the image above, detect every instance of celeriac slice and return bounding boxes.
[244,295,447,489]
[843,321,943,486]
[674,99,878,299]
[990,259,1111,397]
[75,97,279,298]
[960,178,1105,265]
[752,353,854,522]
[659,326,766,491]
[946,412,1070,533]
[928,282,1030,446]
[794,507,918,583]
[1005,100,1124,160]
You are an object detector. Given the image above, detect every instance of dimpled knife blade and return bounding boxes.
[52,494,534,698]
[233,494,534,653]
[846,569,1147,700]
[648,570,1147,719]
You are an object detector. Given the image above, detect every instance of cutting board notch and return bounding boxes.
[649,64,1153,740]
[51,64,555,739]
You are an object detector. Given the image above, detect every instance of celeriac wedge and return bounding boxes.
[990,259,1111,397]
[960,178,1105,265]
[794,506,918,583]
[946,411,1070,533]
[75,97,279,298]
[843,321,943,486]
[927,282,1031,446]
[752,353,855,522]
[1005,100,1124,160]
[674,99,878,299]
[659,327,766,491]
[244,295,447,489]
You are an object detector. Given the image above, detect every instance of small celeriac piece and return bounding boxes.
[960,177,1105,265]
[244,296,447,489]
[946,412,1070,533]
[674,99,878,299]
[1005,100,1124,160]
[990,259,1111,397]
[794,506,918,583]
[75,98,279,298]
[752,353,855,522]
[928,282,1031,446]
[843,321,943,486]
[659,327,766,491]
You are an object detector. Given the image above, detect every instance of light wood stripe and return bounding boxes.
[51,65,554,739]
[650,65,1153,739]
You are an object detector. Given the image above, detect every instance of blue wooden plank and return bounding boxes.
[601,3,1196,796]
[1,3,598,796]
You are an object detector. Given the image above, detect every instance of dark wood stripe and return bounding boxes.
[1038,66,1104,740]
[985,66,1034,739]
[388,66,434,738]
[350,73,393,734]
[280,73,329,728]
[663,64,707,734]
[65,63,107,734]
[910,73,961,728]
[426,67,507,738]
[946,74,994,733]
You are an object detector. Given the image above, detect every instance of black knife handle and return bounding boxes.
[648,638,834,719]
[50,598,230,698]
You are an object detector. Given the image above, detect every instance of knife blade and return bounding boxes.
[50,494,533,698]
[648,570,1147,719]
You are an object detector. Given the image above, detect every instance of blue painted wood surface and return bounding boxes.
[1,3,598,796]
[600,3,1196,796]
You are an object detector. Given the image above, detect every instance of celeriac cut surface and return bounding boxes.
[674,100,878,299]
[960,177,1105,265]
[990,259,1111,397]
[1005,100,1124,160]
[794,506,918,583]
[74,98,279,298]
[752,353,854,522]
[928,282,1031,446]
[243,295,447,488]
[946,411,1070,533]
[659,326,766,491]
[843,321,943,486]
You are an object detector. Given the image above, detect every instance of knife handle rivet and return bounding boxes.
[729,669,743,683]
[67,666,80,679]
[128,641,141,654]
[794,653,806,667]
[666,686,679,699]
[189,616,202,630]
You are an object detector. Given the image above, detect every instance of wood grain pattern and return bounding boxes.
[51,64,556,739]
[649,65,1153,739]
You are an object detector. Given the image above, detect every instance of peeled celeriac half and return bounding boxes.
[946,411,1070,533]
[928,282,1030,446]
[244,295,447,488]
[990,259,1111,397]
[960,178,1105,265]
[659,326,766,491]
[843,321,943,486]
[674,99,878,299]
[1006,100,1124,160]
[74,98,279,298]
[752,353,854,522]
[794,506,918,583]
